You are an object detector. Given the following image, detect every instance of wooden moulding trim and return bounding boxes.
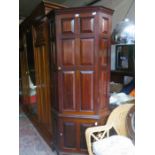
[52,6,114,16]
[43,0,68,9]
[20,1,67,28]
[51,109,110,120]
[58,114,100,119]
[51,109,99,119]
[51,109,109,120]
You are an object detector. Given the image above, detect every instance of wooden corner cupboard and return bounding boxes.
[48,6,114,154]
[20,2,114,154]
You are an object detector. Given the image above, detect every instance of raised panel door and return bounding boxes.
[57,14,77,113]
[59,118,96,152]
[57,12,97,114]
[57,14,97,114]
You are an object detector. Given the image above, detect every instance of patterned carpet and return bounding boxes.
[19,111,57,155]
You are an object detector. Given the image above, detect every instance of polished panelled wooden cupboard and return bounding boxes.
[48,6,113,153]
[19,1,66,145]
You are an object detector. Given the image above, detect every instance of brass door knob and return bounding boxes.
[58,66,62,71]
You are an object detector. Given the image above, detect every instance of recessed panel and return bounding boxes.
[62,71,76,110]
[100,38,108,65]
[62,39,75,66]
[80,71,94,111]
[80,123,93,149]
[102,18,108,33]
[99,71,108,108]
[101,71,108,95]
[80,17,94,33]
[80,38,94,65]
[62,18,74,34]
[63,122,76,148]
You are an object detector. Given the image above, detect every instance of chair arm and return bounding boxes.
[85,124,113,155]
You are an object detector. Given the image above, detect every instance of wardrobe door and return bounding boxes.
[56,14,78,113]
[77,12,98,114]
[32,20,52,132]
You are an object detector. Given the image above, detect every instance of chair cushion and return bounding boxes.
[92,135,134,155]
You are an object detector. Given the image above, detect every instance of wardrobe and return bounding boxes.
[19,1,66,145]
[48,6,114,154]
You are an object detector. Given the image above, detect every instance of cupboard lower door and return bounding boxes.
[57,117,96,153]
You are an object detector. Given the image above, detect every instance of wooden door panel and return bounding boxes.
[35,45,51,125]
[100,38,108,66]
[62,18,75,34]
[62,71,76,111]
[35,47,44,123]
[40,46,47,124]
[80,17,94,33]
[80,38,94,65]
[33,20,51,130]
[62,39,75,66]
[101,71,108,95]
[80,71,94,111]
[59,118,96,152]
[80,123,93,149]
[99,70,109,109]
[63,122,77,148]
[102,17,109,34]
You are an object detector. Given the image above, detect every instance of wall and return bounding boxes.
[93,0,135,31]
[111,0,135,31]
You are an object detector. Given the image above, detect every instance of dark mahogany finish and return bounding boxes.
[19,1,66,145]
[48,6,114,153]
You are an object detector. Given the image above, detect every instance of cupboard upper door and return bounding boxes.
[56,12,98,114]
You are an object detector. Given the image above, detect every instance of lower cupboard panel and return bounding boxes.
[55,117,107,153]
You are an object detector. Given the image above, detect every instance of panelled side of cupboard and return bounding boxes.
[48,6,114,153]
[19,1,66,145]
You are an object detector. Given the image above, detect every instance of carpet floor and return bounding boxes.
[19,111,57,155]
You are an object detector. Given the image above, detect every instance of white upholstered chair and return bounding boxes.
[85,103,135,155]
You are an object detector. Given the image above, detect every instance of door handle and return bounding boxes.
[58,66,62,71]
